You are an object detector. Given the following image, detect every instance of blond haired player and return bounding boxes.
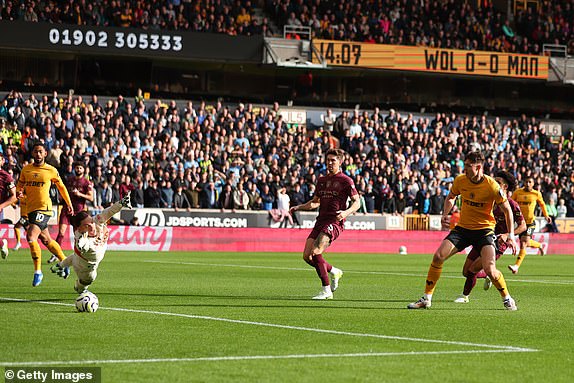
[408,151,518,311]
[508,176,552,274]
[16,142,74,287]
[52,193,132,293]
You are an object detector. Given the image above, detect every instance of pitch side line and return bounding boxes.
[143,260,574,285]
[1,349,535,367]
[0,297,537,353]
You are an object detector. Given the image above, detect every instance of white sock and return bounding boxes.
[424,293,432,301]
[322,285,331,294]
[330,267,341,275]
[503,294,511,300]
[34,270,42,275]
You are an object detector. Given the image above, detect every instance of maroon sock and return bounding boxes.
[475,270,487,279]
[462,272,477,296]
[314,255,331,286]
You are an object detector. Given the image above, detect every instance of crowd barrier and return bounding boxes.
[1,224,572,255]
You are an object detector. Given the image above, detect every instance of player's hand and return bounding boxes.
[67,205,74,216]
[506,234,517,256]
[120,192,132,208]
[546,216,553,223]
[289,206,297,216]
[440,215,450,230]
[336,210,346,222]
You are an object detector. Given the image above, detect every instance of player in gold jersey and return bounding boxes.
[408,151,518,310]
[16,142,74,287]
[508,177,552,274]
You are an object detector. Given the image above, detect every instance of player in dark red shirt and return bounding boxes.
[289,148,361,300]
[454,170,525,303]
[0,155,18,259]
[49,162,94,263]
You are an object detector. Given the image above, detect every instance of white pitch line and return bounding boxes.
[143,260,574,285]
[1,349,535,367]
[0,297,537,354]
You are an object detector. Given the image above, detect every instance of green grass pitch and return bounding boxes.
[1,249,573,382]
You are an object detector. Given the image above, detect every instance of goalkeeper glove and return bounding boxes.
[120,192,132,209]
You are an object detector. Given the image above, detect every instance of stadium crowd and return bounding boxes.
[1,0,573,54]
[1,90,573,226]
[269,0,574,55]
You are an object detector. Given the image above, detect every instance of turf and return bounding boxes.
[1,249,573,382]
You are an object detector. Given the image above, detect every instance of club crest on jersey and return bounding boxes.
[33,173,39,178]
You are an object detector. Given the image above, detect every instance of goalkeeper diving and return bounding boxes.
[51,192,132,293]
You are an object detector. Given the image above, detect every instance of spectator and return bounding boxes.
[174,184,192,211]
[144,180,161,208]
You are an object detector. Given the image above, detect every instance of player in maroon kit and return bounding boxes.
[289,148,361,300]
[454,170,525,303]
[48,162,94,263]
[0,155,18,259]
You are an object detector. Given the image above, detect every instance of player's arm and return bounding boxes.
[16,172,25,196]
[441,191,458,229]
[94,193,132,225]
[289,195,320,215]
[53,173,74,214]
[337,193,361,221]
[77,185,94,202]
[0,184,17,210]
[537,192,552,222]
[499,199,517,254]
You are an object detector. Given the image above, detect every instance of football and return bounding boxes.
[399,245,408,255]
[75,291,99,313]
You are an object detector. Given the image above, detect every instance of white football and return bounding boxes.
[75,291,99,313]
[399,245,408,255]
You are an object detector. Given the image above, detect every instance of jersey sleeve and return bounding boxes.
[347,178,358,197]
[450,176,461,196]
[94,201,123,225]
[536,191,549,217]
[493,181,506,205]
[511,200,524,225]
[52,168,72,207]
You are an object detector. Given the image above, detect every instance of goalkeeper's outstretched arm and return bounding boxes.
[94,192,132,225]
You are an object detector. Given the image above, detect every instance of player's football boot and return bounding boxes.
[61,266,70,279]
[483,276,492,291]
[51,263,63,275]
[507,264,519,274]
[1,239,8,259]
[503,297,518,311]
[32,272,43,287]
[454,295,469,303]
[311,290,333,300]
[407,297,431,309]
[329,269,343,292]
[74,280,87,294]
[47,255,58,264]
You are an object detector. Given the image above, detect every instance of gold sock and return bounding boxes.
[492,273,509,298]
[15,228,21,244]
[46,240,66,261]
[30,241,42,271]
[515,248,527,267]
[529,239,541,248]
[424,261,443,295]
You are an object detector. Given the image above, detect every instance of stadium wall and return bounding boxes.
[1,224,572,255]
